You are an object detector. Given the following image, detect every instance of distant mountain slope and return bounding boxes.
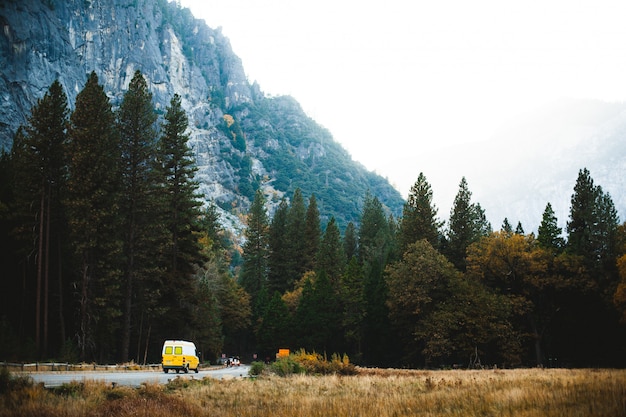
[424,99,626,232]
[0,0,404,233]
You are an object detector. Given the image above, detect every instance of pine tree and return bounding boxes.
[190,273,223,362]
[567,168,597,258]
[501,218,513,234]
[240,189,269,300]
[317,217,346,286]
[343,221,358,261]
[515,221,525,235]
[256,291,291,356]
[567,168,619,277]
[295,271,341,352]
[116,70,159,362]
[399,172,442,252]
[303,194,321,272]
[445,177,490,271]
[199,203,223,249]
[359,192,389,262]
[563,168,621,364]
[66,72,123,361]
[11,80,69,357]
[285,188,307,286]
[339,257,365,359]
[475,203,492,236]
[267,198,289,295]
[153,93,204,337]
[358,192,394,365]
[537,202,564,251]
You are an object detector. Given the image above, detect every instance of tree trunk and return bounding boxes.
[143,324,151,365]
[121,217,135,363]
[35,188,45,356]
[136,311,144,363]
[58,239,65,344]
[43,187,51,356]
[79,261,89,361]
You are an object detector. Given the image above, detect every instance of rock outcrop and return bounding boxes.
[0,0,404,235]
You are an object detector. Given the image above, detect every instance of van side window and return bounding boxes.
[165,346,172,354]
[174,346,182,355]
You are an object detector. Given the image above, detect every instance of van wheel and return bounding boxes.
[164,368,169,374]
[175,369,180,374]
[194,367,199,374]
[184,365,189,374]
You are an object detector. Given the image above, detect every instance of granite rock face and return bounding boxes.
[0,0,405,235]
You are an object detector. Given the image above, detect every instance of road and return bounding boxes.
[27,365,251,388]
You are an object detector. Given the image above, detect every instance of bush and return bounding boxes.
[249,361,265,376]
[268,350,356,377]
[270,356,305,377]
[0,367,33,394]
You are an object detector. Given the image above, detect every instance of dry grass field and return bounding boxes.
[1,367,625,417]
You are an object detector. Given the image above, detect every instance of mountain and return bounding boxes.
[0,0,404,235]
[421,98,626,233]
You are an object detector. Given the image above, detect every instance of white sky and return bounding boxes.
[178,0,626,202]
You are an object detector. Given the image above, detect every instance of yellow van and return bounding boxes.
[161,340,200,374]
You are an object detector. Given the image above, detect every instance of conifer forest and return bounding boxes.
[1,72,625,368]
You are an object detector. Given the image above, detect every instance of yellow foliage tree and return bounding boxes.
[613,224,626,323]
[223,114,234,127]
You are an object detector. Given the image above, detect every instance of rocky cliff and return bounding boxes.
[0,0,404,234]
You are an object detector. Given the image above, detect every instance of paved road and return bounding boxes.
[27,365,251,388]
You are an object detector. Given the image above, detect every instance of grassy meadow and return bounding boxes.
[1,367,625,417]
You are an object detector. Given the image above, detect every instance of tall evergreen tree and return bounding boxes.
[567,168,619,279]
[11,80,69,357]
[358,192,394,365]
[537,202,564,251]
[267,198,289,295]
[339,257,365,359]
[285,188,307,287]
[343,221,358,261]
[295,271,341,352]
[153,93,203,338]
[515,221,525,235]
[116,70,159,362]
[256,291,291,357]
[240,189,269,300]
[445,177,490,271]
[501,218,513,234]
[567,168,598,259]
[303,194,321,272]
[475,203,492,236]
[317,217,346,286]
[399,172,442,252]
[563,168,621,365]
[66,72,122,361]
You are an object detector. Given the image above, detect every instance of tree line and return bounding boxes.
[241,173,626,368]
[0,71,247,363]
[1,72,625,367]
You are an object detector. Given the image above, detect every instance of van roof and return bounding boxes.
[163,340,195,345]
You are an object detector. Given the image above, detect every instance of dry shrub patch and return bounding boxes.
[260,350,356,376]
[1,368,625,416]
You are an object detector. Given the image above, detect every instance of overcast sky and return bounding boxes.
[178,0,626,201]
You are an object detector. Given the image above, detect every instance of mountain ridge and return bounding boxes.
[421,98,626,233]
[0,0,404,235]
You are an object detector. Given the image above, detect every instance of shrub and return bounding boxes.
[52,381,85,397]
[270,356,305,376]
[268,350,356,376]
[0,367,33,394]
[249,361,266,376]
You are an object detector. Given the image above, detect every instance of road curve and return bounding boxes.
[27,365,251,388]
